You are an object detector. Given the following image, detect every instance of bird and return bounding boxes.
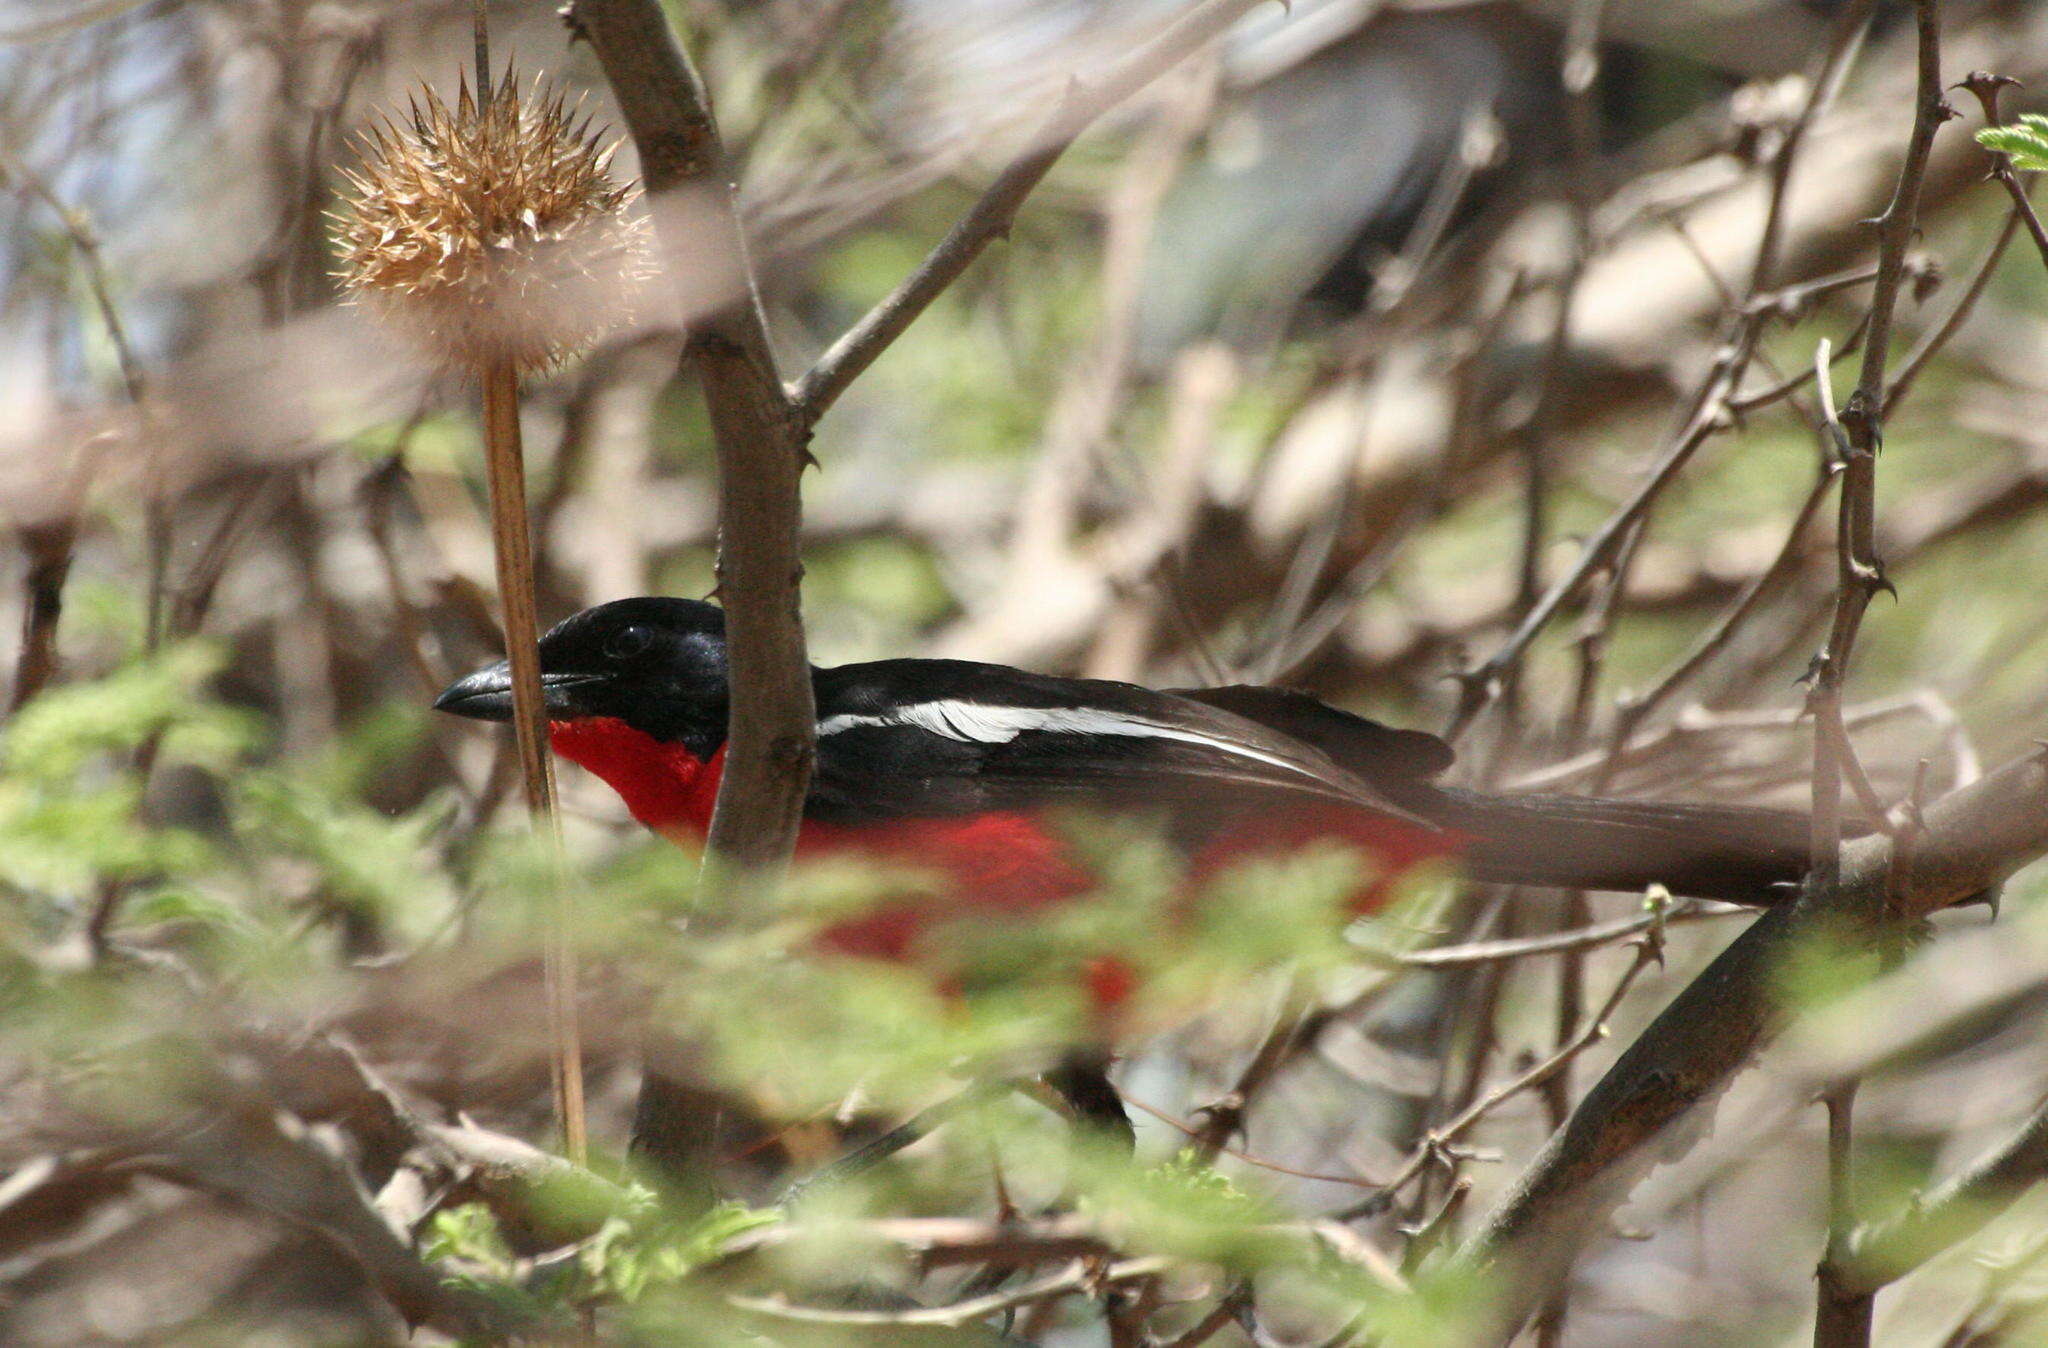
[435,595,1813,915]
[435,596,1815,1174]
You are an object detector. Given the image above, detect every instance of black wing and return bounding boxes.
[1177,683,1817,905]
[1169,685,1455,781]
[805,659,1431,828]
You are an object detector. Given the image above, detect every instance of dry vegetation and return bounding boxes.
[9,0,2048,1344]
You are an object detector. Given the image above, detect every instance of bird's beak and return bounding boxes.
[433,660,605,722]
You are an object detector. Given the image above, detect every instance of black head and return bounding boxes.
[434,597,731,752]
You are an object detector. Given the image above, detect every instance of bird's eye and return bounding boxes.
[603,624,655,661]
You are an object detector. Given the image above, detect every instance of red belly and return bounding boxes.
[548,716,1091,950]
[548,717,1456,1006]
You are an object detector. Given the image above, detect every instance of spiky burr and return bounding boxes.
[332,71,643,375]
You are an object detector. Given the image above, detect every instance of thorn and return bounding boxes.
[1838,388,1881,451]
[1956,71,2023,126]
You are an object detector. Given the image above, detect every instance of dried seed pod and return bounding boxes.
[332,70,646,374]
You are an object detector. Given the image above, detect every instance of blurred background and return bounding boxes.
[9,0,2048,1343]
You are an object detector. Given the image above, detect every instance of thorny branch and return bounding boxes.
[1956,71,2048,274]
[1837,1090,2048,1295]
[1805,0,1951,898]
[1444,0,1879,742]
[567,0,818,873]
[1462,8,1969,1340]
[1338,910,1670,1222]
[1462,740,2048,1340]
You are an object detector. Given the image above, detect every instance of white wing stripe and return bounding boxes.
[817,700,1314,778]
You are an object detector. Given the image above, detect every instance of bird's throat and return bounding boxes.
[548,716,724,843]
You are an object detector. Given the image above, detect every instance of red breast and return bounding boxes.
[546,717,1451,1010]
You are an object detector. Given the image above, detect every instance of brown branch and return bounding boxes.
[568,0,816,872]
[1805,0,1951,899]
[1956,71,2048,274]
[1837,1090,2048,1294]
[138,1108,532,1341]
[787,0,1277,426]
[1461,743,2048,1340]
[1816,1082,1874,1347]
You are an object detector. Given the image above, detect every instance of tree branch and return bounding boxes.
[1461,744,2048,1339]
[568,0,815,871]
[140,1108,532,1340]
[1837,1090,2048,1293]
[787,0,1277,425]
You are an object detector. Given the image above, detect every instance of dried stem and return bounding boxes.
[479,357,587,1165]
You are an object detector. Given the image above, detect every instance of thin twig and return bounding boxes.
[1365,899,1717,970]
[1887,193,2025,414]
[1124,1096,1381,1190]
[1189,977,1312,1159]
[788,0,1277,425]
[730,1257,1172,1328]
[1337,917,1669,1222]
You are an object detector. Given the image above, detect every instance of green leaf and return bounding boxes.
[423,1203,517,1274]
[580,1200,782,1303]
[1978,115,2048,172]
[231,772,458,939]
[0,642,260,781]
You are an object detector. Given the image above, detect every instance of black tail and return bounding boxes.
[1173,684,1816,908]
[1428,788,1811,907]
